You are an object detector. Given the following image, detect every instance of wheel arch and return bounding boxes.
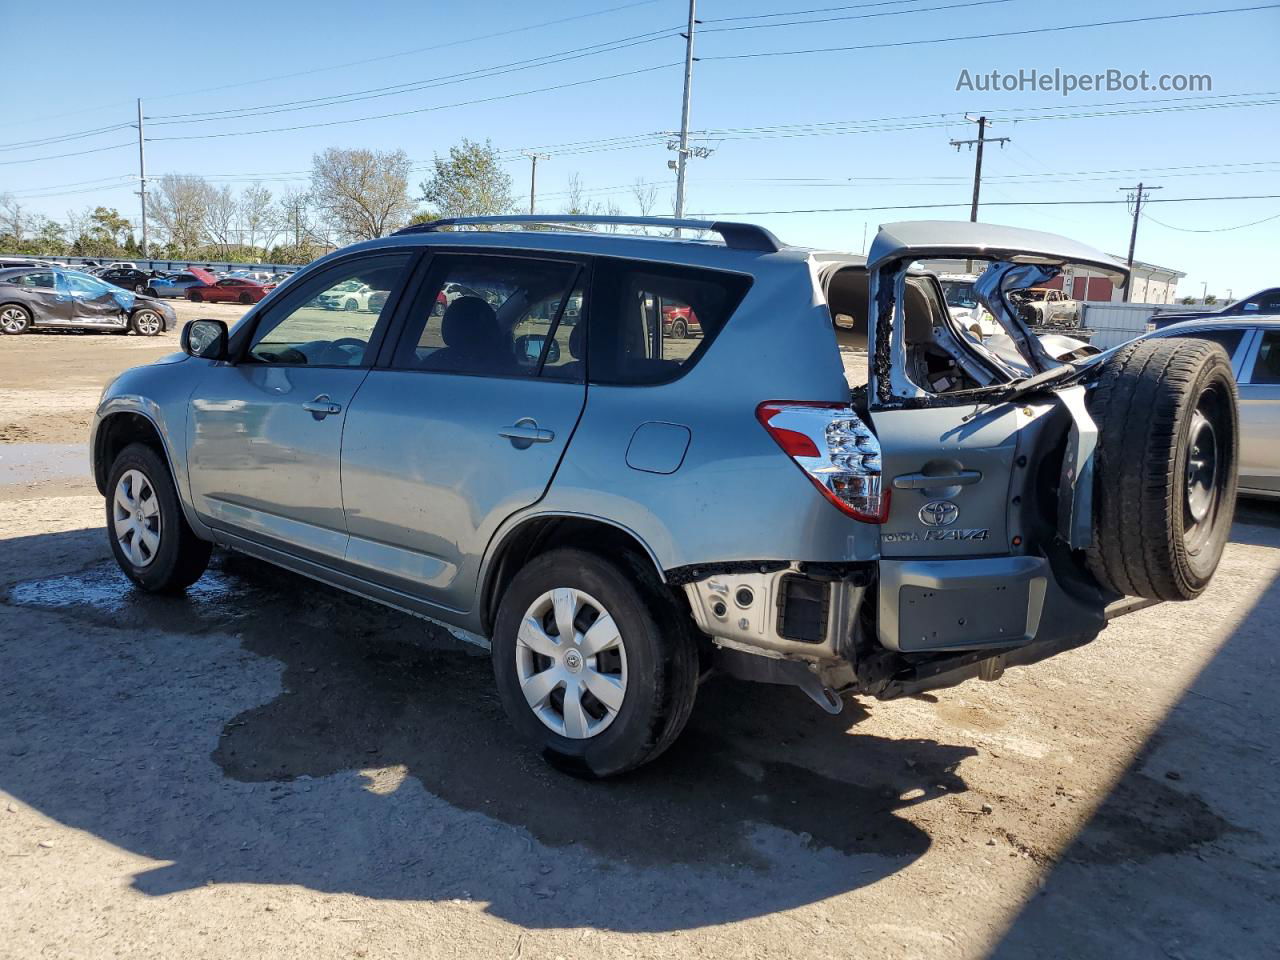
[93,408,172,495]
[478,513,666,636]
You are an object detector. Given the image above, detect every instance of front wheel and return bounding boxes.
[134,282,146,293]
[188,290,203,302]
[106,442,211,593]
[491,548,699,778]
[1,304,32,334]
[130,309,163,336]
[238,292,253,305]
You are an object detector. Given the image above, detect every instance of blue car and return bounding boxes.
[146,268,215,299]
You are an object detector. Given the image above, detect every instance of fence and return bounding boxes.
[1080,302,1164,349]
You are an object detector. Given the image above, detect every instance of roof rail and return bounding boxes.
[394,215,783,253]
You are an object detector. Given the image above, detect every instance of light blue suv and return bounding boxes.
[90,216,1238,777]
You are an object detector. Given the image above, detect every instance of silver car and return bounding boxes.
[1146,316,1280,499]
[90,216,1238,777]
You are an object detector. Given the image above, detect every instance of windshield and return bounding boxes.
[941,280,978,309]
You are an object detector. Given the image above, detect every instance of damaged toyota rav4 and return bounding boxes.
[91,216,1238,777]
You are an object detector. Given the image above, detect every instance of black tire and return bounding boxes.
[144,287,158,298]
[491,547,699,778]
[343,298,358,311]
[1085,337,1238,601]
[671,319,688,340]
[1,303,32,335]
[106,442,212,593]
[130,309,163,336]
[238,292,253,305]
[133,282,146,293]
[188,289,203,302]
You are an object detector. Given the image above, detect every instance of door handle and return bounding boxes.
[302,394,343,419]
[893,470,982,490]
[499,418,555,446]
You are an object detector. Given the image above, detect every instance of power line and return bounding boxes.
[700,4,1280,62]
[146,27,683,125]
[694,193,1280,216]
[0,141,134,166]
[0,122,133,153]
[146,63,682,141]
[699,0,1014,33]
[1142,209,1280,232]
[147,0,665,102]
[703,0,943,23]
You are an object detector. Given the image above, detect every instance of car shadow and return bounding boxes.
[984,566,1280,958]
[0,532,976,932]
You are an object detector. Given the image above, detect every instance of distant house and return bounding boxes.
[1055,258,1185,305]
[921,255,1185,306]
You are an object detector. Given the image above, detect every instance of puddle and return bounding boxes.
[6,560,253,631]
[0,443,89,484]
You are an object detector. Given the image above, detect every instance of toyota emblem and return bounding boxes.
[918,500,960,527]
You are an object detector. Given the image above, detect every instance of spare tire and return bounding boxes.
[1085,337,1238,601]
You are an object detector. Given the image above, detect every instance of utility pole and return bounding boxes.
[136,98,148,260]
[673,0,697,231]
[950,115,1010,222]
[950,115,1008,270]
[1119,183,1162,302]
[524,153,547,215]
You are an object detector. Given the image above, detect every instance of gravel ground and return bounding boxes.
[0,327,1277,959]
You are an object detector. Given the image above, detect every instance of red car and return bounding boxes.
[188,277,275,305]
[662,303,701,339]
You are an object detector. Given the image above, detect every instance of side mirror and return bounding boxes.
[182,318,228,360]
[514,333,559,367]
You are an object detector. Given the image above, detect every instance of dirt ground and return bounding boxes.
[0,324,1277,959]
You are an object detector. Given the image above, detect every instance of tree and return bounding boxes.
[631,178,658,217]
[0,194,30,245]
[311,147,414,241]
[239,182,277,252]
[418,138,514,220]
[89,207,132,248]
[203,185,238,254]
[152,174,212,255]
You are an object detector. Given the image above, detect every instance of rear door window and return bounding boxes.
[587,258,751,384]
[391,254,582,379]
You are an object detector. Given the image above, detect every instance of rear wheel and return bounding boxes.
[492,548,699,778]
[671,319,688,339]
[1,304,31,334]
[106,442,212,593]
[343,298,358,311]
[1086,337,1238,601]
[133,282,146,293]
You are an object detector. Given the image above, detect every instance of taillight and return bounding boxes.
[756,401,888,523]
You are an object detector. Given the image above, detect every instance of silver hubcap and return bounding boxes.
[515,587,628,739]
[135,311,161,335]
[112,469,162,568]
[1185,409,1219,526]
[1,307,27,332]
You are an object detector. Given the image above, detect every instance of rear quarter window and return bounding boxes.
[587,257,751,385]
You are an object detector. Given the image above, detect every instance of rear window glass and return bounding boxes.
[587,258,751,385]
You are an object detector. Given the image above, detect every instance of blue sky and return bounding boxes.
[6,0,1279,297]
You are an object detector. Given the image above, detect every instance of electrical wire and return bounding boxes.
[700,5,1280,62]
[699,0,1014,34]
[146,63,682,141]
[1142,209,1280,232]
[694,194,1280,216]
[0,142,134,167]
